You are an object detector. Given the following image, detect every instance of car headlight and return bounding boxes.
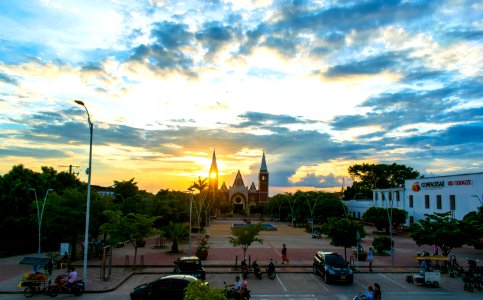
[348,268,353,275]
[327,267,336,275]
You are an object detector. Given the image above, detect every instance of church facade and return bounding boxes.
[208,150,269,212]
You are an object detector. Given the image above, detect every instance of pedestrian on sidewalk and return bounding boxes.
[368,247,374,272]
[281,244,289,264]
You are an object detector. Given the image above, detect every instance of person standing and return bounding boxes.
[282,244,289,264]
[368,247,374,272]
[374,282,382,300]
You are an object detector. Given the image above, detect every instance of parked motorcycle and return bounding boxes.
[266,259,276,279]
[48,274,84,297]
[463,259,482,292]
[252,260,262,279]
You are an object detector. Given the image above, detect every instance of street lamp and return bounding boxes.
[28,188,54,257]
[385,197,394,267]
[115,194,125,203]
[471,195,483,207]
[188,189,194,256]
[297,194,321,237]
[75,99,93,286]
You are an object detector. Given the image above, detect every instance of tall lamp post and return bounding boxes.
[188,189,194,256]
[298,194,321,237]
[28,188,54,257]
[385,197,394,267]
[75,99,93,286]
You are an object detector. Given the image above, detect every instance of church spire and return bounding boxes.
[209,149,218,191]
[260,150,268,171]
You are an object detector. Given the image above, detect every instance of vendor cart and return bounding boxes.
[405,255,448,288]
[18,257,52,297]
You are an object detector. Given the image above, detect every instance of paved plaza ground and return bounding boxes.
[1,218,481,294]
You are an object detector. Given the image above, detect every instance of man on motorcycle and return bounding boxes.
[64,267,77,289]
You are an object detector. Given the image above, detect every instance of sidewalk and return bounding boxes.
[1,220,481,294]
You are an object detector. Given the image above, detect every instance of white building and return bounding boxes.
[346,172,483,225]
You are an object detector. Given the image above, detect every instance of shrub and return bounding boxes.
[372,236,394,255]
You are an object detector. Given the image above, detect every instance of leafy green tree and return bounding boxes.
[362,207,407,233]
[43,188,87,260]
[100,211,157,268]
[184,280,226,300]
[344,163,419,199]
[322,217,366,259]
[409,212,467,256]
[228,223,263,259]
[164,222,189,253]
[0,165,41,255]
[462,207,483,249]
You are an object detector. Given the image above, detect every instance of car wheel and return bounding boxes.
[312,265,318,274]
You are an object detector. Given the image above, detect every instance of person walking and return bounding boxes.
[368,247,374,272]
[281,244,289,264]
[374,282,382,300]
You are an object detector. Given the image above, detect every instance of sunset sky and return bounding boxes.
[0,0,482,195]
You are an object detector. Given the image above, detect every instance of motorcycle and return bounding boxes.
[223,281,251,300]
[463,259,482,292]
[241,259,249,277]
[48,274,84,297]
[266,260,276,279]
[252,260,262,279]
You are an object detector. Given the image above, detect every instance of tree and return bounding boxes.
[409,212,467,256]
[228,223,263,259]
[344,163,419,199]
[100,211,157,269]
[164,222,189,253]
[362,207,408,233]
[462,207,483,249]
[184,280,226,300]
[322,217,366,259]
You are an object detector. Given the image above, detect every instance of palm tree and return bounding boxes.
[190,177,208,232]
[164,222,189,253]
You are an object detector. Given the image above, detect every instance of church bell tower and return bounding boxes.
[258,151,269,203]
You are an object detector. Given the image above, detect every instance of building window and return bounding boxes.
[388,192,392,201]
[425,195,430,209]
[409,216,414,224]
[450,195,456,210]
[396,192,400,201]
[375,193,378,201]
[381,193,385,201]
[436,195,442,209]
[357,212,361,219]
[409,195,413,208]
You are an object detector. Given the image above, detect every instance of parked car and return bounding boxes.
[173,256,206,280]
[313,251,353,284]
[130,274,199,300]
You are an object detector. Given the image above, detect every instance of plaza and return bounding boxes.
[0,218,481,294]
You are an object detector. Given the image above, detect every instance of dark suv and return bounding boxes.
[173,256,206,280]
[313,251,353,284]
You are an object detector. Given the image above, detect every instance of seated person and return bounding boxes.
[363,285,375,300]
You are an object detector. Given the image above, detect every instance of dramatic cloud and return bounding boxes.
[0,0,481,193]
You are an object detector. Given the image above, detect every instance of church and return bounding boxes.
[208,150,269,212]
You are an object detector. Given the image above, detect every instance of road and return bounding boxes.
[8,272,482,299]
